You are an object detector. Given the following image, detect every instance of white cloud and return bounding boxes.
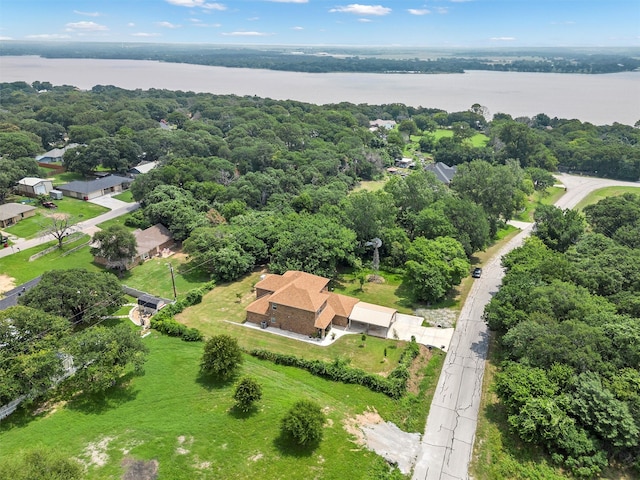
[73,10,102,17]
[434,7,448,14]
[221,31,273,36]
[0,36,13,40]
[26,33,71,39]
[408,8,430,15]
[292,26,304,30]
[490,36,515,41]
[165,0,226,10]
[127,22,136,27]
[330,4,391,16]
[358,18,372,22]
[65,21,109,32]
[156,21,182,28]
[131,32,161,37]
[248,16,260,21]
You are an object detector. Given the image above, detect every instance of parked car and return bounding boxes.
[42,201,58,209]
[472,267,482,278]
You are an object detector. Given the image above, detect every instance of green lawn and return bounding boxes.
[0,329,404,480]
[97,213,138,232]
[119,254,209,300]
[45,170,85,186]
[4,197,108,239]
[574,185,640,212]
[112,190,135,203]
[514,186,565,222]
[0,236,100,285]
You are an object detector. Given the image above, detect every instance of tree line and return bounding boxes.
[2,42,640,74]
[485,194,640,478]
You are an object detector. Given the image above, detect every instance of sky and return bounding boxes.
[0,0,638,48]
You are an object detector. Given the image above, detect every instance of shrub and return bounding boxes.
[200,335,243,380]
[281,400,325,446]
[233,376,262,412]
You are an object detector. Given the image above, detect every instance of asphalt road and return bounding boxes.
[412,173,639,480]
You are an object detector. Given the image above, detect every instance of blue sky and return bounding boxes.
[1,0,638,47]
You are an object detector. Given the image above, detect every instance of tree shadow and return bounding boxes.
[227,404,259,419]
[65,379,140,415]
[272,430,319,458]
[195,371,237,391]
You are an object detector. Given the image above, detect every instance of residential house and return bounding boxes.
[93,223,174,269]
[128,161,158,177]
[0,203,37,228]
[57,175,133,200]
[134,223,174,261]
[395,158,416,169]
[245,271,397,338]
[369,119,397,131]
[16,177,53,198]
[36,143,80,165]
[425,162,457,185]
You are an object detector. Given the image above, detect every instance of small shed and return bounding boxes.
[138,294,166,315]
[49,190,63,200]
[16,177,53,197]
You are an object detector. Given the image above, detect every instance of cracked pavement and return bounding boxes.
[411,173,640,480]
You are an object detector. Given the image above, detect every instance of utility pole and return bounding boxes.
[168,264,177,300]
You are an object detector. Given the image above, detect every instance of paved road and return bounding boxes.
[0,201,139,259]
[412,173,639,480]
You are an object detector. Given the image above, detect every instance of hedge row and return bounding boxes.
[248,340,421,399]
[149,281,215,341]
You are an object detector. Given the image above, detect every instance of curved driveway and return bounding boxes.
[412,173,639,480]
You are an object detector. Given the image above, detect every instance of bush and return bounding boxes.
[200,335,243,381]
[281,400,325,446]
[233,376,262,412]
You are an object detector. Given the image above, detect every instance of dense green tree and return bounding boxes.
[91,224,138,272]
[200,334,243,381]
[19,269,125,325]
[69,323,148,393]
[403,236,470,302]
[0,448,84,480]
[0,306,71,404]
[533,204,585,252]
[0,131,41,159]
[281,399,326,446]
[341,190,397,244]
[269,213,357,278]
[233,376,263,412]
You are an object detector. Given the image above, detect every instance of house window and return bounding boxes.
[272,303,277,310]
[270,317,276,323]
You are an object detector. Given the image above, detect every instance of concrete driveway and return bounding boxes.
[389,314,454,352]
[87,193,132,210]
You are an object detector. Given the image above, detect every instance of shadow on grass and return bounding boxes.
[272,430,320,458]
[66,378,140,415]
[195,371,237,391]
[228,404,259,419]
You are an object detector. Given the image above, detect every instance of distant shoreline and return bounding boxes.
[1,55,639,126]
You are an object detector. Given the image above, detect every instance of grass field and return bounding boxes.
[112,190,135,203]
[0,327,408,480]
[514,186,566,222]
[574,185,640,211]
[96,213,138,231]
[4,197,108,239]
[0,236,100,285]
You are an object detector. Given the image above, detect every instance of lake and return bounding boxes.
[1,56,639,126]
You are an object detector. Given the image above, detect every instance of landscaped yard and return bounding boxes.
[4,196,108,239]
[574,185,640,211]
[112,190,135,203]
[0,327,406,480]
[514,186,565,222]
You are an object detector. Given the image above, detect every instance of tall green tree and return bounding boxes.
[533,204,585,252]
[200,335,243,381]
[91,224,138,272]
[19,269,124,325]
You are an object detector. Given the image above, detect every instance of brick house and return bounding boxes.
[245,271,360,339]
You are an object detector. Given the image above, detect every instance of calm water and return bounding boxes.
[1,56,639,126]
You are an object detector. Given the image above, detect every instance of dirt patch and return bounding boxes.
[249,452,263,462]
[81,436,115,468]
[407,345,434,395]
[32,399,67,418]
[0,274,16,295]
[121,457,158,480]
[343,408,421,475]
[176,435,193,455]
[415,307,458,328]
